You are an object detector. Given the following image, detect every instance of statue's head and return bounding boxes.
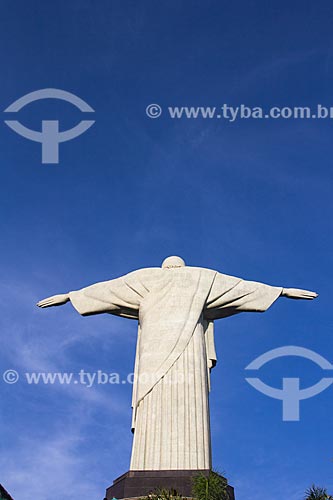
[161,256,186,268]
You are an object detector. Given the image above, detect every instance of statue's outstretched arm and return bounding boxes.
[281,288,318,300]
[37,293,70,308]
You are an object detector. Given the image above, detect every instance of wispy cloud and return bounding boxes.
[1,423,102,500]
[0,279,134,499]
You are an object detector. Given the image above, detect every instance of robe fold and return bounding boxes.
[69,266,282,470]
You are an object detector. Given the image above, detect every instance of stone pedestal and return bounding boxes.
[104,470,235,500]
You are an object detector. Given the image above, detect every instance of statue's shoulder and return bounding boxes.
[125,266,218,282]
[124,267,162,280]
[186,266,217,276]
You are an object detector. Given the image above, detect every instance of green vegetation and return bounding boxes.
[139,487,187,500]
[192,470,229,500]
[305,485,333,500]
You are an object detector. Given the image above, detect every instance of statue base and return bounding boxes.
[104,470,235,499]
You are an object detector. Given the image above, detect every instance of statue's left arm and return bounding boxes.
[37,293,70,308]
[37,269,152,319]
[204,272,318,320]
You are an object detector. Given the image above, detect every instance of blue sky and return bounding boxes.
[0,1,332,499]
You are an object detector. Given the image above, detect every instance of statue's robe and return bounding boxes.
[69,266,282,470]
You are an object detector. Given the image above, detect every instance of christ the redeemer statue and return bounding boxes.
[37,256,317,471]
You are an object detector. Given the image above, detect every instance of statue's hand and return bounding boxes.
[282,288,318,300]
[37,294,70,308]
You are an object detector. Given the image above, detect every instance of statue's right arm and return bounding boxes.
[37,293,70,308]
[281,288,318,300]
